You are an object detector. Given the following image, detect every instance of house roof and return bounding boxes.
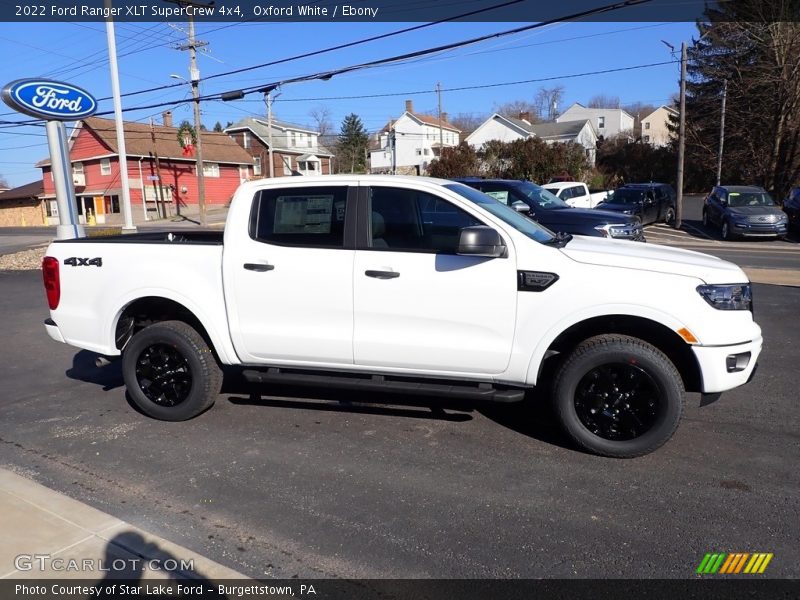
[642,105,679,120]
[377,113,460,133]
[37,116,254,167]
[560,102,635,120]
[224,118,334,156]
[530,120,593,139]
[0,180,44,201]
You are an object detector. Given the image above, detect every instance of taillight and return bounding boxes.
[42,256,60,310]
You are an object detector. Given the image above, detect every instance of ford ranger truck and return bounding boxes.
[41,175,761,458]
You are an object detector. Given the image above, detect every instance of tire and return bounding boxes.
[664,206,676,226]
[122,320,222,421]
[721,220,732,241]
[551,335,684,458]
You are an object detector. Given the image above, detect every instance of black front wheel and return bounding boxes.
[551,335,684,458]
[122,320,222,421]
[665,206,676,226]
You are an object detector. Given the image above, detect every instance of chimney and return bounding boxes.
[440,111,448,123]
[405,99,414,113]
[518,111,531,123]
[162,111,173,128]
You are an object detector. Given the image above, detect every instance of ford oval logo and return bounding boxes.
[1,79,97,120]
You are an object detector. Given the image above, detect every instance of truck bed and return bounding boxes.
[53,231,224,245]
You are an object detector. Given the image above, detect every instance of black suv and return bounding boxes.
[783,186,800,232]
[596,183,676,226]
[703,185,788,240]
[453,178,644,241]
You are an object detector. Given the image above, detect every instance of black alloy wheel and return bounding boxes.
[134,343,192,407]
[573,363,660,441]
[122,320,222,421]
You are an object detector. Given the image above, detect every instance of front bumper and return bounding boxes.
[692,335,763,393]
[730,221,787,237]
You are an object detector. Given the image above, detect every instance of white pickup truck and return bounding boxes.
[42,175,761,458]
[543,181,610,209]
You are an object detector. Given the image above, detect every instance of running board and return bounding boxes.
[241,368,526,403]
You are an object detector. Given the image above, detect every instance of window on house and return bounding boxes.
[307,136,313,148]
[243,132,250,149]
[597,117,605,129]
[202,163,220,177]
[416,149,423,156]
[291,132,297,147]
[644,122,650,130]
[644,135,651,143]
[424,149,430,155]
[72,162,84,175]
[254,156,262,176]
[100,159,111,176]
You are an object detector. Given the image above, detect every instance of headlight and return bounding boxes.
[595,223,641,238]
[696,283,753,311]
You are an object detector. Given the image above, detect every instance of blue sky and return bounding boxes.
[0,19,697,187]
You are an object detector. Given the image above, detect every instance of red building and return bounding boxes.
[37,114,254,224]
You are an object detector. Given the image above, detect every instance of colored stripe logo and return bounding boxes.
[697,553,773,574]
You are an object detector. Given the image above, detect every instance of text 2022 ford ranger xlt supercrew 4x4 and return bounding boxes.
[41,176,761,457]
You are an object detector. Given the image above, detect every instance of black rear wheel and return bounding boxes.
[122,320,221,421]
[551,335,684,458]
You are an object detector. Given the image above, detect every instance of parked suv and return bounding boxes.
[453,178,644,241]
[596,183,676,226]
[703,185,788,240]
[783,186,800,232]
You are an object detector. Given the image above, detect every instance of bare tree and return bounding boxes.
[587,94,621,108]
[309,105,335,146]
[534,86,565,121]
[0,175,9,189]
[623,102,658,138]
[493,100,539,121]
[449,112,487,138]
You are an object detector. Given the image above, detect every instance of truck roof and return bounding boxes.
[542,181,584,190]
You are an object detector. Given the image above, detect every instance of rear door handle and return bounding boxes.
[365,270,399,279]
[244,263,275,272]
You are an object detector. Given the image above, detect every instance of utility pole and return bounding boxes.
[675,41,687,229]
[172,0,210,226]
[436,82,443,149]
[265,91,275,178]
[390,129,396,175]
[149,118,167,218]
[104,0,135,233]
[716,79,727,186]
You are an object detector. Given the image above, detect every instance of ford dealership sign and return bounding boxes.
[1,79,97,120]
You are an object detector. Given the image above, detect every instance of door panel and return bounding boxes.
[353,186,517,374]
[223,184,355,364]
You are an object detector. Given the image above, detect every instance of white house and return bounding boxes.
[370,100,460,175]
[466,112,598,165]
[557,103,634,140]
[640,105,678,147]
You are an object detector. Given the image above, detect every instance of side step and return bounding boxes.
[241,368,526,403]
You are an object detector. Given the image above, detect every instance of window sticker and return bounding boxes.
[274,195,333,233]
[484,190,510,204]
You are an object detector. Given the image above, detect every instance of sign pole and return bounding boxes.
[45,121,84,240]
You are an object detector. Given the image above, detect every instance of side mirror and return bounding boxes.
[457,226,506,258]
[511,200,530,214]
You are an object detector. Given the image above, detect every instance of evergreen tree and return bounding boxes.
[213,121,224,132]
[336,113,369,173]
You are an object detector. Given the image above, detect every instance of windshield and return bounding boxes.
[520,183,570,209]
[728,191,776,208]
[610,188,646,204]
[444,183,556,244]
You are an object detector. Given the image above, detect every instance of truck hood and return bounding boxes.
[558,236,747,284]
[727,206,784,217]
[542,207,638,226]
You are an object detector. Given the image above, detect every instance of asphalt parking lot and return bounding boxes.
[0,263,798,579]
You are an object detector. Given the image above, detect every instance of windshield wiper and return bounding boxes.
[543,231,573,248]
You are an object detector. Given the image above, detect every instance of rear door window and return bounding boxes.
[250,186,348,248]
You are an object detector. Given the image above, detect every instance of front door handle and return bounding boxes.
[365,270,399,279]
[244,263,275,272]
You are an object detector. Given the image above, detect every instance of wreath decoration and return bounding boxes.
[177,121,197,157]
